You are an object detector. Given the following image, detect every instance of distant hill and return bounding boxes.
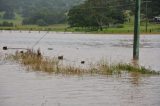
[0,0,85,25]
[0,0,159,26]
[0,0,85,12]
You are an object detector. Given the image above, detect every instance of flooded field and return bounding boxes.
[0,31,160,106]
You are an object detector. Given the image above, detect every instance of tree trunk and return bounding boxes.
[99,26,103,31]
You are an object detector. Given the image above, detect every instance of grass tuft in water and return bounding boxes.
[113,63,159,75]
[91,60,159,75]
[9,49,59,73]
[7,49,160,75]
[8,49,87,75]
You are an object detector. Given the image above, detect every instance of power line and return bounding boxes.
[32,32,49,49]
[69,3,135,10]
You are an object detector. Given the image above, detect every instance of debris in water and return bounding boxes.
[48,48,53,50]
[37,49,41,56]
[81,61,85,64]
[3,46,8,50]
[20,51,24,54]
[58,56,63,60]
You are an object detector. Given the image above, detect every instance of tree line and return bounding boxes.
[67,0,160,30]
[0,0,85,25]
[68,0,129,30]
[0,0,159,26]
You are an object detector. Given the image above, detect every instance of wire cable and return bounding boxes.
[32,32,49,48]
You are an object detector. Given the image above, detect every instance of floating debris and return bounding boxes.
[48,48,53,50]
[37,49,41,56]
[81,61,85,64]
[58,56,63,60]
[20,51,24,54]
[3,46,8,50]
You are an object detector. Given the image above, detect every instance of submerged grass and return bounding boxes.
[113,63,158,75]
[7,49,160,75]
[9,49,59,73]
[8,49,86,75]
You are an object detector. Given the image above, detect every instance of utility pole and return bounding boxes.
[144,1,151,32]
[133,0,141,60]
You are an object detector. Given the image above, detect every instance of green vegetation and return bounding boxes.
[7,49,160,75]
[0,0,85,25]
[0,23,159,34]
[8,49,86,75]
[0,0,160,33]
[0,24,68,31]
[68,0,127,31]
[67,0,160,32]
[0,12,23,25]
[0,21,13,27]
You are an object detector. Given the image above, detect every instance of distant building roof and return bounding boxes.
[153,16,160,23]
[154,16,160,19]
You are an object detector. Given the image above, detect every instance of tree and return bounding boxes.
[0,21,13,27]
[0,0,85,25]
[68,0,126,30]
[3,10,15,19]
[143,0,160,18]
[36,19,47,26]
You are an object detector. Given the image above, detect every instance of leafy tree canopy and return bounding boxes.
[0,0,159,26]
[68,0,128,30]
[0,0,85,25]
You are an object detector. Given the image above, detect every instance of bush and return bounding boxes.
[22,18,30,25]
[0,14,2,18]
[3,11,15,19]
[116,24,124,28]
[36,19,47,26]
[0,21,14,27]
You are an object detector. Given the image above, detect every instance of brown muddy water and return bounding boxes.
[0,31,160,106]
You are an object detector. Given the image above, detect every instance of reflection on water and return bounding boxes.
[130,72,141,86]
[0,31,160,106]
[0,62,160,106]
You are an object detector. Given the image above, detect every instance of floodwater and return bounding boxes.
[0,31,160,106]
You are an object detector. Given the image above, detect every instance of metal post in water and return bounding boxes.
[133,0,141,60]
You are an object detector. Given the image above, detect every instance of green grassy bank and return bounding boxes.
[0,23,160,34]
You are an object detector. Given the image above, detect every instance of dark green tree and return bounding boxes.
[68,0,126,30]
[3,10,15,19]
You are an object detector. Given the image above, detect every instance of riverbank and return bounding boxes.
[0,23,160,34]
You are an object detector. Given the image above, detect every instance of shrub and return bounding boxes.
[36,19,47,26]
[0,21,14,27]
